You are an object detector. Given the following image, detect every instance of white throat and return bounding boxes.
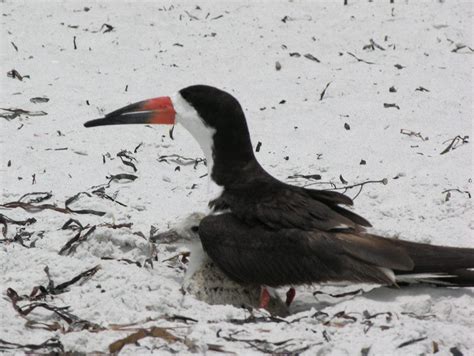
[172,92,224,202]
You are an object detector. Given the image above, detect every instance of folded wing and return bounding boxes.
[198,213,413,287]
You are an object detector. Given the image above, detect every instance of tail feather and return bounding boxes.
[395,270,474,287]
[389,239,474,287]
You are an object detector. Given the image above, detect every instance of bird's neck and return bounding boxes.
[210,124,260,183]
[202,126,262,205]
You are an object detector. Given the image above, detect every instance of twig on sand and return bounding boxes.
[397,336,427,349]
[329,178,388,199]
[301,177,387,200]
[400,129,428,141]
[346,52,375,64]
[440,135,469,155]
[442,188,471,201]
[320,82,331,101]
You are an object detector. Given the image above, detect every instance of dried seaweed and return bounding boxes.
[184,10,199,20]
[0,337,64,353]
[65,192,106,216]
[216,329,313,354]
[134,142,143,153]
[2,227,37,247]
[108,326,178,353]
[400,129,428,141]
[100,222,133,229]
[383,103,400,109]
[320,82,331,100]
[440,135,469,155]
[0,213,36,237]
[30,96,50,103]
[363,38,385,51]
[304,53,320,62]
[346,52,375,64]
[362,311,392,321]
[6,265,99,302]
[442,188,471,200]
[117,150,138,172]
[6,288,102,331]
[101,256,142,267]
[0,192,106,219]
[228,314,289,325]
[7,69,29,81]
[158,154,206,169]
[451,44,473,53]
[23,319,63,332]
[59,226,96,255]
[0,200,69,214]
[19,191,52,203]
[397,336,427,348]
[107,173,138,183]
[100,23,114,33]
[415,86,430,92]
[61,218,84,230]
[165,314,198,323]
[330,311,358,323]
[92,187,127,207]
[169,125,175,139]
[5,266,102,335]
[0,107,47,120]
[44,265,101,295]
[60,221,133,255]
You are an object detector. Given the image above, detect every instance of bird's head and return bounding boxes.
[85,85,256,184]
[85,85,245,135]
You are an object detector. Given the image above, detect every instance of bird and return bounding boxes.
[85,84,474,309]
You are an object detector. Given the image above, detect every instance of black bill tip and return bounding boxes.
[84,111,157,128]
[84,118,106,128]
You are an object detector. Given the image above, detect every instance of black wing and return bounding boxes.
[199,213,413,287]
[210,176,371,231]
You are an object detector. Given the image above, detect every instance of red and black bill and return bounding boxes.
[84,96,176,127]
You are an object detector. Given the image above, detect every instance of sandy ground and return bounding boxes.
[0,0,472,354]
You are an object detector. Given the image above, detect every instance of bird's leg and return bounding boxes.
[285,287,296,306]
[259,287,271,309]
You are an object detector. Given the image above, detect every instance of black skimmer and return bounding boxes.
[85,85,474,309]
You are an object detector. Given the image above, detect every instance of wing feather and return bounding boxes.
[199,214,413,287]
[214,180,371,231]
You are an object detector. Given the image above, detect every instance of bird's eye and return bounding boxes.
[191,226,199,233]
